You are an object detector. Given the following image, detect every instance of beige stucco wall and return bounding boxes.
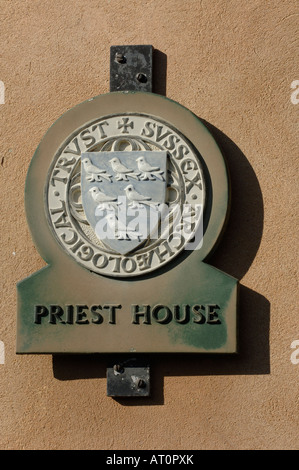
[0,0,298,450]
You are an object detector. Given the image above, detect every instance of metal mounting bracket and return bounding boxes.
[107,359,150,397]
[110,44,153,92]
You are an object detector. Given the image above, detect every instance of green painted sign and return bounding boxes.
[17,92,238,354]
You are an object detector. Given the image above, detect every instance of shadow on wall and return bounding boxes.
[152,49,167,96]
[53,49,270,405]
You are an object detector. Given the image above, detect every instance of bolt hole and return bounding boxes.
[115,53,126,64]
[137,379,146,388]
[136,73,147,84]
[113,364,124,374]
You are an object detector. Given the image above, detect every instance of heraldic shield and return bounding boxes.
[81,151,168,255]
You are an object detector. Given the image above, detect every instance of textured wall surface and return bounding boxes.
[0,0,298,450]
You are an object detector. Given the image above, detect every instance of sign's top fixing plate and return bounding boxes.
[110,45,153,92]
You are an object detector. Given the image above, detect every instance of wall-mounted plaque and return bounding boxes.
[17,70,238,354]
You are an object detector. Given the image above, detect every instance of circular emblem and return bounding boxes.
[46,113,205,277]
[25,92,229,282]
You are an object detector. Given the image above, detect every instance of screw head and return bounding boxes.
[136,73,147,83]
[137,379,146,389]
[113,364,124,374]
[115,53,126,64]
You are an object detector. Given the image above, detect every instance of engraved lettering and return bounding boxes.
[136,251,154,271]
[77,245,94,261]
[192,305,205,323]
[61,229,78,245]
[174,304,190,324]
[56,156,77,173]
[121,257,137,273]
[206,304,221,324]
[53,213,71,229]
[50,201,71,228]
[49,305,65,324]
[108,256,121,273]
[53,212,71,229]
[64,137,81,156]
[155,125,172,144]
[141,121,155,138]
[164,134,180,151]
[132,305,151,324]
[181,159,197,174]
[91,121,109,139]
[76,305,89,324]
[66,305,74,324]
[33,303,222,326]
[152,305,172,324]
[51,169,68,186]
[91,305,103,324]
[169,233,186,251]
[185,172,202,193]
[92,253,109,269]
[80,129,96,148]
[103,304,121,324]
[70,239,85,254]
[34,305,49,324]
[154,240,175,263]
[173,144,190,160]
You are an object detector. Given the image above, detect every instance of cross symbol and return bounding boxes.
[117,117,134,134]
